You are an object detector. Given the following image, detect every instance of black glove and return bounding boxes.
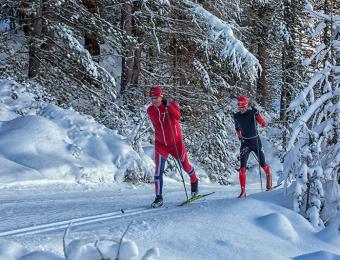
[249,101,259,114]
[162,98,170,107]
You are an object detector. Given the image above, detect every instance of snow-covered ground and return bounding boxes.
[0,78,339,259]
[1,184,339,260]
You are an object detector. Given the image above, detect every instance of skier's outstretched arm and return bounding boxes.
[252,108,266,127]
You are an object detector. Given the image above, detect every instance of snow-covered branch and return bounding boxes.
[288,91,335,150]
[184,0,261,82]
[283,0,340,228]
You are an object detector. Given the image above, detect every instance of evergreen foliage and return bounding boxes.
[282,0,339,227]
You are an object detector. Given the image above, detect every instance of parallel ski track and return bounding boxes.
[0,193,215,237]
[0,205,171,237]
[1,188,278,238]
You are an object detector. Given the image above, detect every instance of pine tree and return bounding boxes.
[282,0,339,227]
[240,1,276,108]
[280,0,307,149]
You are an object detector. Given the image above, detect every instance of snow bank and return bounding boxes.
[317,214,340,247]
[0,78,153,185]
[293,250,340,260]
[0,115,78,182]
[256,212,299,242]
[0,239,28,260]
[65,238,139,260]
[0,237,159,260]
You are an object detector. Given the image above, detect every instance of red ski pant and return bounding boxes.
[154,141,198,196]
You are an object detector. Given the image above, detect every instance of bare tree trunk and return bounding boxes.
[9,5,16,31]
[120,3,133,95]
[280,0,296,149]
[41,0,54,50]
[131,43,143,88]
[257,49,268,106]
[305,174,311,213]
[83,0,100,56]
[28,1,42,78]
[18,1,31,36]
[323,0,331,48]
[122,1,143,99]
[172,37,178,86]
[256,8,269,107]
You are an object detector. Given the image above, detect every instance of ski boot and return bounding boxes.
[151,195,163,208]
[262,165,272,191]
[191,180,199,197]
[266,177,273,191]
[238,167,246,198]
[238,189,246,198]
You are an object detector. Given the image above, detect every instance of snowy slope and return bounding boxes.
[0,78,153,186]
[0,78,339,259]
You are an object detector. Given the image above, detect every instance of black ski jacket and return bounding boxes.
[234,108,265,139]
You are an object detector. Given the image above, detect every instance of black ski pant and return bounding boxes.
[239,137,266,168]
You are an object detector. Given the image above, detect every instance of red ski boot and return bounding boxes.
[262,165,272,191]
[238,167,247,198]
[238,189,246,198]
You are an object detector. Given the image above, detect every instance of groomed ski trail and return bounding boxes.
[0,195,214,237]
[0,206,162,237]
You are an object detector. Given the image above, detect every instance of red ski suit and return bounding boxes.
[147,101,197,196]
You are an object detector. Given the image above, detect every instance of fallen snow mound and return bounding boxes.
[0,239,28,260]
[0,237,160,260]
[0,78,154,185]
[257,212,299,242]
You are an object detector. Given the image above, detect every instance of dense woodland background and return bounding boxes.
[0,0,339,227]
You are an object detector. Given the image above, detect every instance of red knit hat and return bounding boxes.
[237,96,248,107]
[149,86,163,98]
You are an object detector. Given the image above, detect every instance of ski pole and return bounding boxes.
[253,112,263,192]
[165,107,189,201]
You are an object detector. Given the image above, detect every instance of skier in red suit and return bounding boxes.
[147,86,199,208]
[233,96,272,198]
